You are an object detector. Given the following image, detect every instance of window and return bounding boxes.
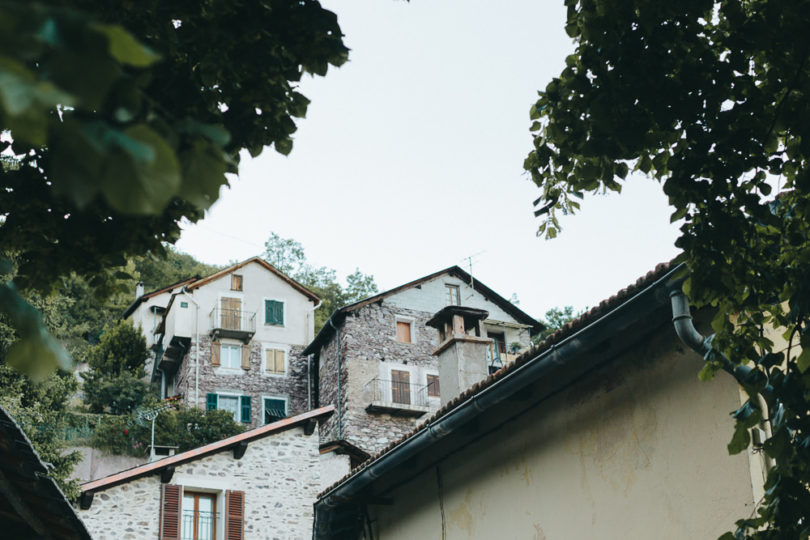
[264,299,284,326]
[220,344,241,369]
[426,374,440,398]
[182,491,216,540]
[206,393,252,424]
[446,284,460,306]
[264,348,286,375]
[396,321,412,343]
[230,274,243,291]
[391,370,411,404]
[263,397,287,424]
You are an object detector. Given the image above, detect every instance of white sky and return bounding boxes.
[176,0,680,320]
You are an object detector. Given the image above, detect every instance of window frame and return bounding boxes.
[219,343,242,370]
[394,315,416,344]
[426,372,440,399]
[214,392,242,423]
[445,283,461,306]
[261,343,290,377]
[230,274,243,291]
[262,395,288,425]
[182,490,217,540]
[262,297,286,327]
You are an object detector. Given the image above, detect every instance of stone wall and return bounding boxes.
[174,336,310,428]
[79,425,322,540]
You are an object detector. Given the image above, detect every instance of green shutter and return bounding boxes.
[206,393,217,411]
[265,300,284,325]
[240,395,251,423]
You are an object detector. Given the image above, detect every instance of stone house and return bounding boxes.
[303,266,542,456]
[78,406,333,540]
[313,263,770,539]
[125,257,321,429]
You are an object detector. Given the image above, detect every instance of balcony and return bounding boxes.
[363,378,431,417]
[209,307,256,342]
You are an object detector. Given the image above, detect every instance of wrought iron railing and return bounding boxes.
[181,510,217,540]
[363,378,429,408]
[208,307,256,333]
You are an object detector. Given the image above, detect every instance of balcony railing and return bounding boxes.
[181,510,217,540]
[208,307,256,341]
[363,377,431,417]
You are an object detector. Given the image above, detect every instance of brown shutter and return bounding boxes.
[396,321,411,343]
[211,342,221,366]
[391,370,411,404]
[241,344,251,369]
[225,490,245,540]
[160,484,182,540]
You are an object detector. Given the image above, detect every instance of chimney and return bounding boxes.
[426,306,492,406]
[135,281,145,299]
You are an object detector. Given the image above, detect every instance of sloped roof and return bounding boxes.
[303,266,543,355]
[121,276,199,319]
[0,405,92,539]
[81,405,334,494]
[316,260,681,500]
[185,256,320,304]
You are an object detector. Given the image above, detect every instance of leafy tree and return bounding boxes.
[91,402,244,457]
[263,233,379,332]
[132,248,221,291]
[535,306,583,343]
[82,320,153,414]
[526,1,810,537]
[0,0,348,375]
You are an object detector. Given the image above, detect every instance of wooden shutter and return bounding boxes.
[427,374,440,397]
[231,274,243,291]
[225,490,245,540]
[160,484,182,540]
[391,370,411,404]
[206,393,218,411]
[264,348,273,371]
[241,344,251,369]
[240,396,251,424]
[211,342,221,366]
[275,350,285,373]
[396,321,411,343]
[221,297,241,330]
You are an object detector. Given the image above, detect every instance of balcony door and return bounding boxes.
[221,297,241,330]
[391,369,411,405]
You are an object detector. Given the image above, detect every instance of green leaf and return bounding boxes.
[797,348,810,373]
[728,425,751,455]
[92,24,160,67]
[275,137,293,156]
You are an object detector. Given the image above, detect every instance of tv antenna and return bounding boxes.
[461,251,486,287]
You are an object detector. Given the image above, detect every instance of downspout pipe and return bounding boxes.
[314,265,684,538]
[669,290,774,400]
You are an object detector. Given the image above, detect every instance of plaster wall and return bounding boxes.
[79,425,321,540]
[69,446,147,484]
[370,328,755,540]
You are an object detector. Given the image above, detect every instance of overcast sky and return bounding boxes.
[176,0,680,320]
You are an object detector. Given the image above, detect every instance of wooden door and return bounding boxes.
[391,370,411,404]
[221,297,241,330]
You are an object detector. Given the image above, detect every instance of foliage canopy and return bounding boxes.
[0,0,348,375]
[526,1,810,537]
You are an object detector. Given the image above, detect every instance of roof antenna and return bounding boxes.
[461,251,485,287]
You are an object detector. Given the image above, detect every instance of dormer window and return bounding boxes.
[231,274,243,291]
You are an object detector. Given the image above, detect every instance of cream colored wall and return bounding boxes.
[370,329,756,540]
[128,291,172,349]
[182,261,316,347]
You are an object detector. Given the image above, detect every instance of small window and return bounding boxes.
[217,394,239,421]
[221,344,242,369]
[231,274,243,291]
[182,491,216,540]
[264,397,287,424]
[264,299,284,326]
[446,284,460,306]
[265,348,286,375]
[396,321,412,343]
[427,374,440,398]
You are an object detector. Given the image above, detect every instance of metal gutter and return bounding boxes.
[313,264,684,538]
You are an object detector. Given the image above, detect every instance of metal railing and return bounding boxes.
[208,307,256,333]
[363,378,429,408]
[181,510,217,540]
